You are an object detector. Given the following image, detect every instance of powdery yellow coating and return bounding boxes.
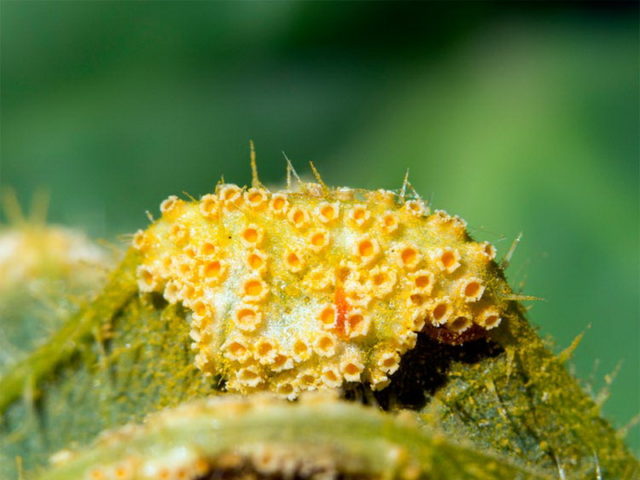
[133,183,507,397]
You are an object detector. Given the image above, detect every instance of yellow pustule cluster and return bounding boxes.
[133,183,506,397]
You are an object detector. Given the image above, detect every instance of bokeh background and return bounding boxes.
[1,1,638,450]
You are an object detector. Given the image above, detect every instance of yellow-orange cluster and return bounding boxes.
[133,183,506,397]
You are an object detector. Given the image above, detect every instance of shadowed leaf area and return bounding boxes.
[344,335,503,411]
[195,471,372,480]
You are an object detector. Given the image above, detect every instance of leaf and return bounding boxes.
[0,215,637,480]
[40,393,554,480]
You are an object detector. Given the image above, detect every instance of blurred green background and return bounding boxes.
[1,1,638,449]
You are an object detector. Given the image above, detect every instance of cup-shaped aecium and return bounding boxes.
[134,182,508,397]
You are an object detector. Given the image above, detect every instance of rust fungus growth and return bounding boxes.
[134,181,507,397]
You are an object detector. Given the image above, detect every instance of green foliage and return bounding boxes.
[0,5,637,476]
[0,252,216,477]
[39,394,556,480]
[2,4,637,438]
[0,250,637,479]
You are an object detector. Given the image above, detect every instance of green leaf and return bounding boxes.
[0,252,637,479]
